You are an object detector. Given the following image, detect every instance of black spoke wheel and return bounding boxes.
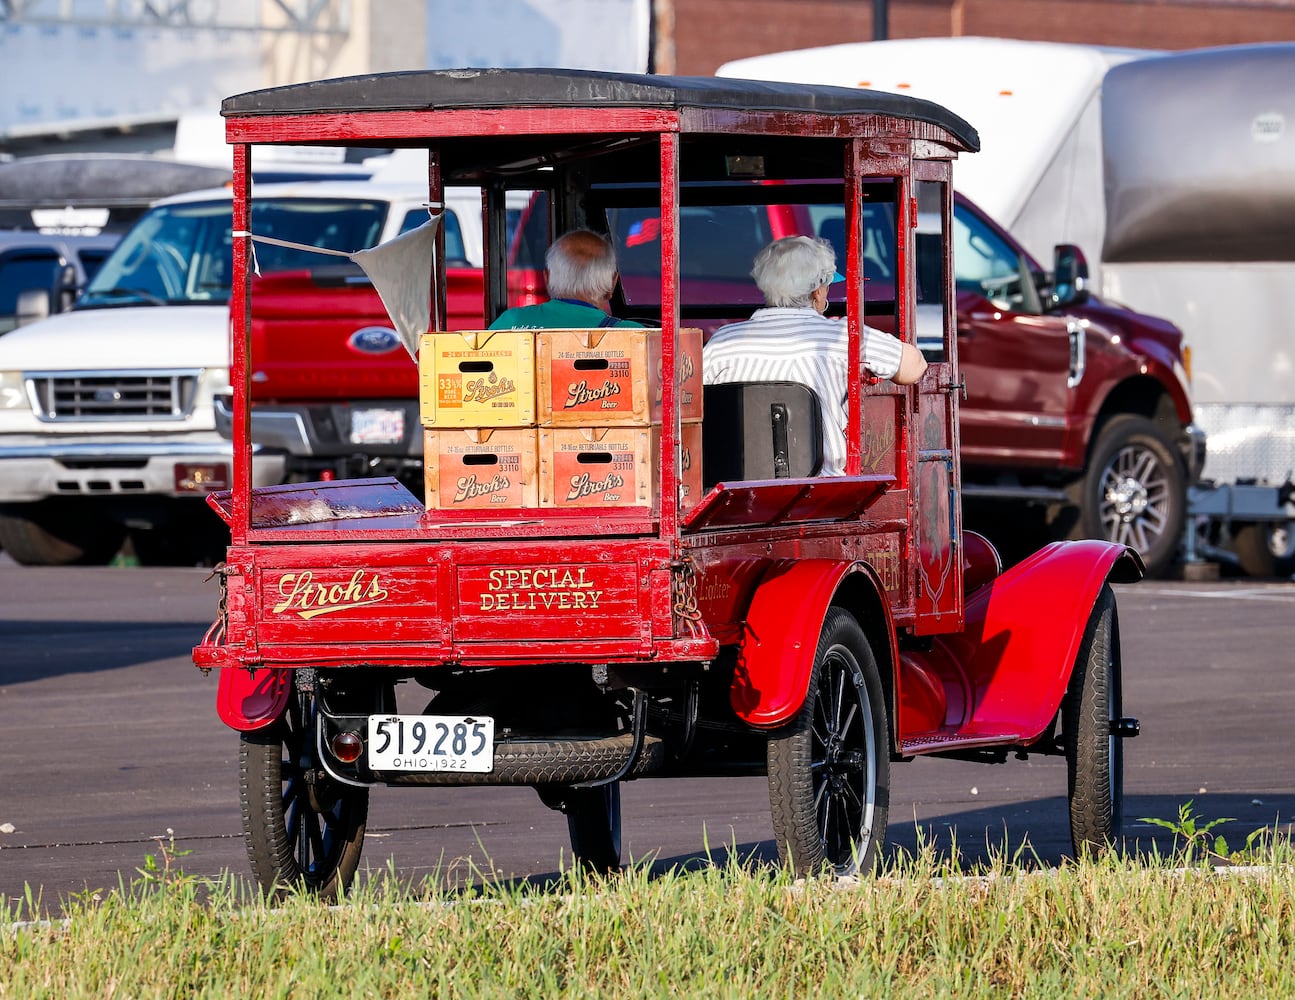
[768,608,889,876]
[1063,584,1123,858]
[564,783,622,875]
[240,690,368,900]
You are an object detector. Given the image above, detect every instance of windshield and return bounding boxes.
[79,197,390,307]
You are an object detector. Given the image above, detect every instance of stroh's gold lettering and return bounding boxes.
[463,371,516,404]
[564,379,621,408]
[273,569,390,619]
[454,473,511,504]
[566,471,625,501]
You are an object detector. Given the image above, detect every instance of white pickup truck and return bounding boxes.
[0,179,441,565]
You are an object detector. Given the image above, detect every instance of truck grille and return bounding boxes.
[27,370,201,422]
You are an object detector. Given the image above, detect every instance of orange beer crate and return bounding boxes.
[538,423,703,509]
[536,327,703,426]
[418,330,536,427]
[424,427,539,510]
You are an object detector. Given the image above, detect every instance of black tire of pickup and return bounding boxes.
[0,504,125,566]
[1063,584,1123,858]
[1232,521,1295,579]
[767,607,889,877]
[240,691,368,901]
[1067,415,1185,578]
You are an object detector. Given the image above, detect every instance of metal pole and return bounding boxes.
[873,0,889,40]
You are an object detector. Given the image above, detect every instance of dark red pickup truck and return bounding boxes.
[235,189,1197,577]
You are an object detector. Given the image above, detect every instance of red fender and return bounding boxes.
[730,559,887,728]
[918,539,1143,744]
[216,667,291,732]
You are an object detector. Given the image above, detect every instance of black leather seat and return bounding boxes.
[702,381,824,488]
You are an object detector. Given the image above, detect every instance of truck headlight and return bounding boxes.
[0,371,30,411]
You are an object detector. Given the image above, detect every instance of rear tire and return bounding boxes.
[1067,415,1185,579]
[0,504,125,566]
[1232,521,1295,579]
[767,607,889,876]
[240,690,368,900]
[564,783,622,875]
[1063,584,1123,858]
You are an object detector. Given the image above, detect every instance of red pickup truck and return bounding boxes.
[239,187,1197,577]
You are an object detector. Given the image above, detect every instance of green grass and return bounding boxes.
[5,830,1294,1000]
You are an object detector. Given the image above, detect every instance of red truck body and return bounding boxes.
[195,68,1142,898]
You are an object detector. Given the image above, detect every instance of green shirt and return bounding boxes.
[488,299,643,330]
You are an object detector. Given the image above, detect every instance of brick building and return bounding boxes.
[659,0,1295,75]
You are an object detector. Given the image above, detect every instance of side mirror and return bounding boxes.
[1051,244,1090,309]
[15,288,52,328]
[56,263,81,312]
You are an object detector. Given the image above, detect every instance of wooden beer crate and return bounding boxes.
[536,327,703,426]
[424,427,539,509]
[418,330,536,427]
[538,423,703,509]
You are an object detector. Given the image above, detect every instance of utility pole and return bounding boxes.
[652,0,676,74]
[873,0,889,40]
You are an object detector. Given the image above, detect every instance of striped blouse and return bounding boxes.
[701,308,905,476]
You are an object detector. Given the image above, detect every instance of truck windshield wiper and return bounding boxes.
[81,287,168,307]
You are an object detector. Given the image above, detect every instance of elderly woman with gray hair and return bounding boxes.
[702,234,926,476]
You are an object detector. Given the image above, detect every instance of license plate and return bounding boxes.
[350,407,405,445]
[366,714,494,773]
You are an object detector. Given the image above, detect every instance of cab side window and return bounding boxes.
[952,205,1040,315]
[399,208,470,267]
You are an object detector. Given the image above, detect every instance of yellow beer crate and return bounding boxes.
[424,427,539,510]
[418,330,536,427]
[536,327,703,426]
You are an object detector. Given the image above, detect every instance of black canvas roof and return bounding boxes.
[222,68,979,153]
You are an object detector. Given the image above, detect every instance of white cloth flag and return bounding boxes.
[349,216,441,360]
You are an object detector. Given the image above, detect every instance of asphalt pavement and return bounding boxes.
[3,552,1293,913]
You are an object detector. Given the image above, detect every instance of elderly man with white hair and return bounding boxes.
[702,235,927,476]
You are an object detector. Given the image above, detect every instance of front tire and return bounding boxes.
[240,690,368,900]
[564,783,622,875]
[0,503,125,566]
[1068,415,1185,578]
[767,607,890,876]
[1063,584,1123,857]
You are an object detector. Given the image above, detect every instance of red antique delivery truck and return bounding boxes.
[193,68,1142,898]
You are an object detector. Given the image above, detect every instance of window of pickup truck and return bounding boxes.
[952,203,1042,315]
[601,182,911,327]
[397,204,469,267]
[78,197,391,308]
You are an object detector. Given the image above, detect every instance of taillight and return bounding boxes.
[331,731,363,763]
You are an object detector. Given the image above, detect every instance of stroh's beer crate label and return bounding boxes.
[419,330,536,427]
[536,327,703,426]
[539,423,703,508]
[424,427,539,509]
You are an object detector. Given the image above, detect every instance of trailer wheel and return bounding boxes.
[1063,584,1123,857]
[0,504,125,566]
[563,783,622,875]
[1068,415,1184,578]
[240,690,368,900]
[1232,521,1295,579]
[767,607,889,876]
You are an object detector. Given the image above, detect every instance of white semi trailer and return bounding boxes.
[719,37,1295,577]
